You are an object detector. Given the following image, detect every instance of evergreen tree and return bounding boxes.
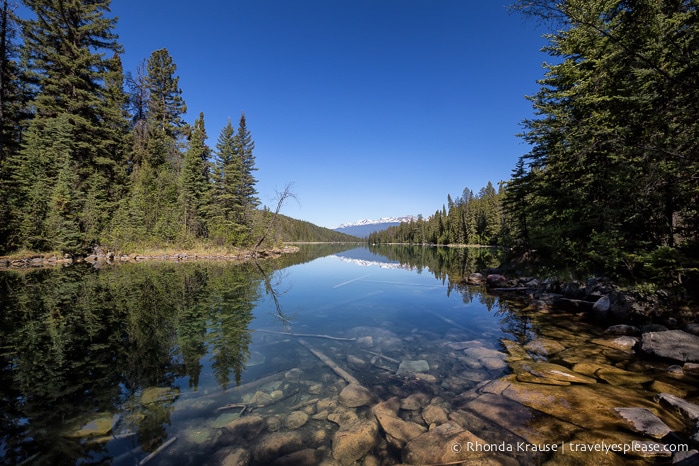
[233,112,259,223]
[18,0,125,252]
[179,112,210,239]
[508,0,699,275]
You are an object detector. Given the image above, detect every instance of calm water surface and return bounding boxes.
[0,246,693,465]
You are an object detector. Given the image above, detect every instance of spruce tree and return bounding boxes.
[233,112,259,223]
[209,119,244,245]
[18,0,125,252]
[179,112,210,239]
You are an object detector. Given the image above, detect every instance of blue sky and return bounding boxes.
[111,1,549,229]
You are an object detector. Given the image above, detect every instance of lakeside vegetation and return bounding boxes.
[375,1,699,290]
[0,1,356,258]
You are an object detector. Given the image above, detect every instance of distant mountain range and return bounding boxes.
[334,216,416,238]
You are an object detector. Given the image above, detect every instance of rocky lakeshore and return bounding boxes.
[0,246,299,270]
[62,317,699,465]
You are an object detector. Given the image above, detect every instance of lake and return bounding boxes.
[0,245,694,465]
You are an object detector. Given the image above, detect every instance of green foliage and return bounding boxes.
[369,183,504,246]
[505,0,699,281]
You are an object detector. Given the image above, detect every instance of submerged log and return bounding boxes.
[298,339,361,385]
[256,329,356,341]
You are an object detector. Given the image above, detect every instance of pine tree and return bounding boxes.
[233,112,259,224]
[18,0,125,252]
[179,112,210,239]
[209,119,244,245]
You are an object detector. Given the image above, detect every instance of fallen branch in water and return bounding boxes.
[217,388,300,414]
[360,349,400,364]
[298,339,361,385]
[256,329,356,341]
[139,436,177,465]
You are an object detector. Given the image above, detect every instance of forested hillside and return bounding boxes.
[504,0,699,280]
[368,182,506,246]
[0,1,329,256]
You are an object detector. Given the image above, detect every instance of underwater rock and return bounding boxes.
[402,421,505,465]
[572,362,652,386]
[211,412,240,429]
[372,397,401,417]
[397,359,430,375]
[596,335,638,352]
[523,338,566,357]
[141,386,179,405]
[339,384,376,408]
[214,446,250,466]
[641,330,699,363]
[501,340,531,362]
[613,407,671,439]
[64,413,118,438]
[656,393,699,422]
[285,411,309,430]
[503,381,683,432]
[512,360,597,385]
[332,419,379,465]
[422,404,449,426]
[327,407,360,427]
[346,354,367,369]
[253,431,306,464]
[401,392,431,411]
[605,324,641,336]
[224,415,266,439]
[374,411,426,447]
[275,448,322,466]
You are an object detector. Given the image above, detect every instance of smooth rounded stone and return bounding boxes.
[592,336,638,353]
[253,431,306,464]
[401,392,431,411]
[312,410,329,421]
[346,354,367,369]
[183,426,218,445]
[486,274,508,287]
[285,411,309,430]
[467,272,484,284]
[480,356,507,371]
[463,346,505,361]
[284,368,303,381]
[339,384,376,408]
[613,407,671,439]
[422,404,449,426]
[605,324,641,336]
[656,393,699,422]
[512,360,597,385]
[641,330,699,362]
[687,324,699,336]
[642,324,669,333]
[374,411,426,447]
[523,337,566,357]
[224,414,266,438]
[667,365,685,378]
[332,419,379,465]
[397,359,430,375]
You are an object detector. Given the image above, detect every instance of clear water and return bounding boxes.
[0,245,693,465]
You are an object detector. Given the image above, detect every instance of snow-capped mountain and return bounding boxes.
[336,216,416,229]
[334,215,416,238]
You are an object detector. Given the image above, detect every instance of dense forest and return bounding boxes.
[375,1,699,283]
[503,0,699,281]
[368,182,506,246]
[0,0,355,257]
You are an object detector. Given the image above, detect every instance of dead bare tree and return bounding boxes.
[254,182,297,253]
